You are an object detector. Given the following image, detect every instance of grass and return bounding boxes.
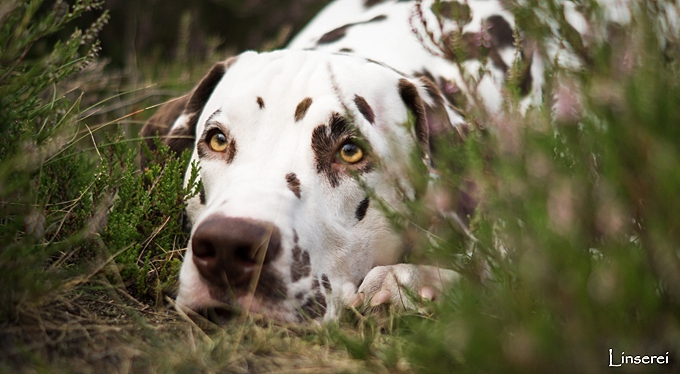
[2,0,680,372]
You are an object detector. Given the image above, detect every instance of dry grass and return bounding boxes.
[1,283,404,373]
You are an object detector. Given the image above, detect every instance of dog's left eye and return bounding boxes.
[338,142,364,164]
[209,131,228,152]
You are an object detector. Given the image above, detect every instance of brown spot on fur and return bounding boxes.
[311,113,374,187]
[486,15,515,49]
[298,277,327,320]
[364,0,386,7]
[447,16,515,73]
[321,274,332,293]
[299,292,326,320]
[286,173,301,198]
[317,15,387,45]
[432,0,472,25]
[355,197,370,221]
[291,246,311,282]
[354,95,375,124]
[310,113,351,188]
[294,97,313,122]
[257,96,265,109]
[339,48,353,53]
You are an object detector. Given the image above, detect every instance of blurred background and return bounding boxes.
[75,0,329,69]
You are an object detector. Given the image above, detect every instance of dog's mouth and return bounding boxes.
[196,295,301,324]
[194,281,298,322]
[197,293,270,324]
[200,305,237,324]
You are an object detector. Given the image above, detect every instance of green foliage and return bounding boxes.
[0,0,197,320]
[0,0,108,320]
[100,134,201,299]
[398,0,680,372]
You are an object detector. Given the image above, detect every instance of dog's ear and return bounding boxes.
[397,77,464,166]
[397,78,432,165]
[141,57,236,167]
[399,77,476,227]
[414,76,466,146]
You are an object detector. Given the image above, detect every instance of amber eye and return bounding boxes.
[209,131,228,152]
[338,142,364,164]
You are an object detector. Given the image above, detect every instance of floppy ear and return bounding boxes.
[398,77,476,227]
[397,76,465,166]
[140,57,236,168]
[397,78,432,166]
[414,76,466,144]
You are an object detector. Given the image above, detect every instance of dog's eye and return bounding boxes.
[338,142,364,164]
[209,131,228,152]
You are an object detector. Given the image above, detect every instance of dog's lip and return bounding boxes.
[202,286,269,314]
[201,305,237,324]
[192,292,263,323]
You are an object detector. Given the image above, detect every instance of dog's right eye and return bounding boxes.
[208,131,228,152]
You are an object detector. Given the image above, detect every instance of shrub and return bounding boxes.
[0,0,108,320]
[401,0,680,372]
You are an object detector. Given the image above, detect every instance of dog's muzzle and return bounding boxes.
[191,215,282,289]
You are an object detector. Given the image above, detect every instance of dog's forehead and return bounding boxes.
[196,50,411,141]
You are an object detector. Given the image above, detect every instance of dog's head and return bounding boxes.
[142,50,460,322]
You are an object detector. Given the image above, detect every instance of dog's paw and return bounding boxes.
[351,264,459,313]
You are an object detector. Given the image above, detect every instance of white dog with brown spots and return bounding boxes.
[142,0,525,322]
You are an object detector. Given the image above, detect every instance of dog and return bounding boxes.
[141,0,528,322]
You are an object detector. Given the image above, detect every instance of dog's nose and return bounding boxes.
[191,216,282,287]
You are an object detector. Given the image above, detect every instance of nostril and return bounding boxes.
[234,245,256,264]
[192,239,216,259]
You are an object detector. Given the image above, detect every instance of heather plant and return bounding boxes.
[0,0,109,320]
[397,0,680,372]
[1,0,199,348]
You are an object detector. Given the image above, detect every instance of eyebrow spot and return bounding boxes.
[257,96,265,109]
[294,97,313,122]
[286,173,301,198]
[354,95,375,124]
[310,113,352,188]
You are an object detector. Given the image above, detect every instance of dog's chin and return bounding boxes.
[181,290,301,324]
